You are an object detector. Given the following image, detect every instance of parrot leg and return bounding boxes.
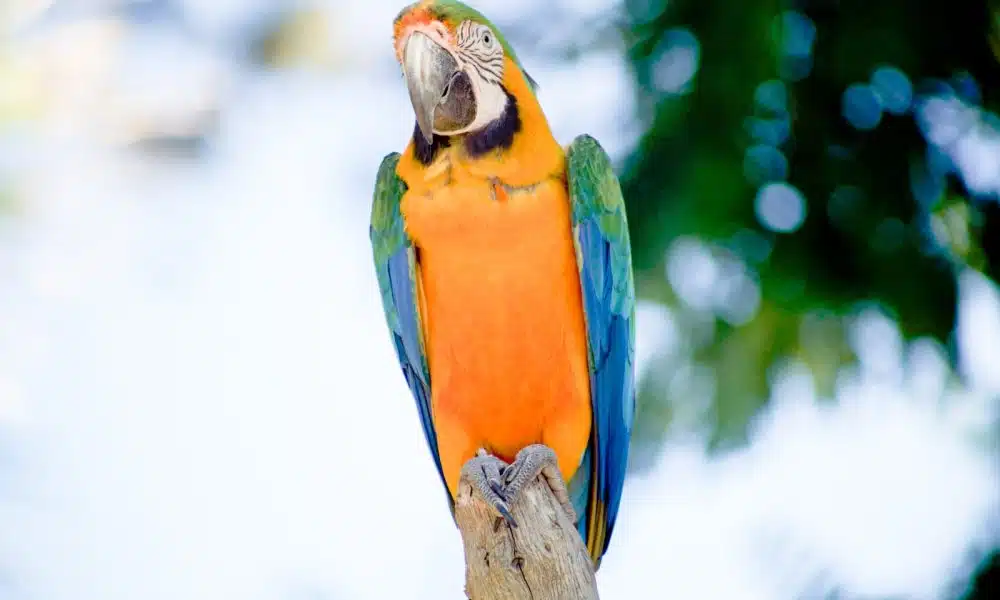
[460,449,517,526]
[502,444,577,523]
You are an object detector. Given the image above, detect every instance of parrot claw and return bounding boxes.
[461,450,518,527]
[502,444,577,523]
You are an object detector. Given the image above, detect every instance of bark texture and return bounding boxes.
[454,467,599,600]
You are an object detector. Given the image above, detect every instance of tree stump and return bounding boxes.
[454,460,600,600]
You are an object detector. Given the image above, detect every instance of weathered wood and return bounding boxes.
[455,464,600,600]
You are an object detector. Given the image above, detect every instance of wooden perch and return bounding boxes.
[455,462,599,600]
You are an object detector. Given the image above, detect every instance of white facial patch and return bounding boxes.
[437,21,508,136]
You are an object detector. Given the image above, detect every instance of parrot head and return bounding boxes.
[392,0,534,144]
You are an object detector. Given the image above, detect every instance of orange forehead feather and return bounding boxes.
[392,4,455,62]
[394,7,431,40]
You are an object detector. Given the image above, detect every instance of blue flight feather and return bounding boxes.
[566,134,637,566]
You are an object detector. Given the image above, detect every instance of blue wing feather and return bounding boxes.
[566,135,637,565]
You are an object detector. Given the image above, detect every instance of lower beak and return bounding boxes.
[402,31,459,144]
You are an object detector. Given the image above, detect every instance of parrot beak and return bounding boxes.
[402,31,459,144]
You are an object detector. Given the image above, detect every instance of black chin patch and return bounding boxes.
[412,122,449,166]
[410,87,520,165]
[465,88,520,158]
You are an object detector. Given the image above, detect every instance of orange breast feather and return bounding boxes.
[400,170,593,498]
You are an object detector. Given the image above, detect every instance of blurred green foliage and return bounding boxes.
[612,0,1000,455]
[964,549,999,600]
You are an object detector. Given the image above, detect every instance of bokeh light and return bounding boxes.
[651,28,700,95]
[843,83,883,130]
[755,182,807,233]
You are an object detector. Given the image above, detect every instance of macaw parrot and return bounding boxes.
[370,0,636,567]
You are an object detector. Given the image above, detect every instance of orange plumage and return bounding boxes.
[395,56,593,498]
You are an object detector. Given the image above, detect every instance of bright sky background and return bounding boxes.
[0,1,998,599]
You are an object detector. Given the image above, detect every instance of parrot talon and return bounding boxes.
[502,444,577,523]
[488,478,506,498]
[460,450,518,527]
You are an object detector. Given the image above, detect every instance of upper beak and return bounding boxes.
[402,31,459,144]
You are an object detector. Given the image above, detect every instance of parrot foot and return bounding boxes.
[460,449,517,526]
[502,444,577,523]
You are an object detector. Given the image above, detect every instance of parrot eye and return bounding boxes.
[482,31,493,47]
